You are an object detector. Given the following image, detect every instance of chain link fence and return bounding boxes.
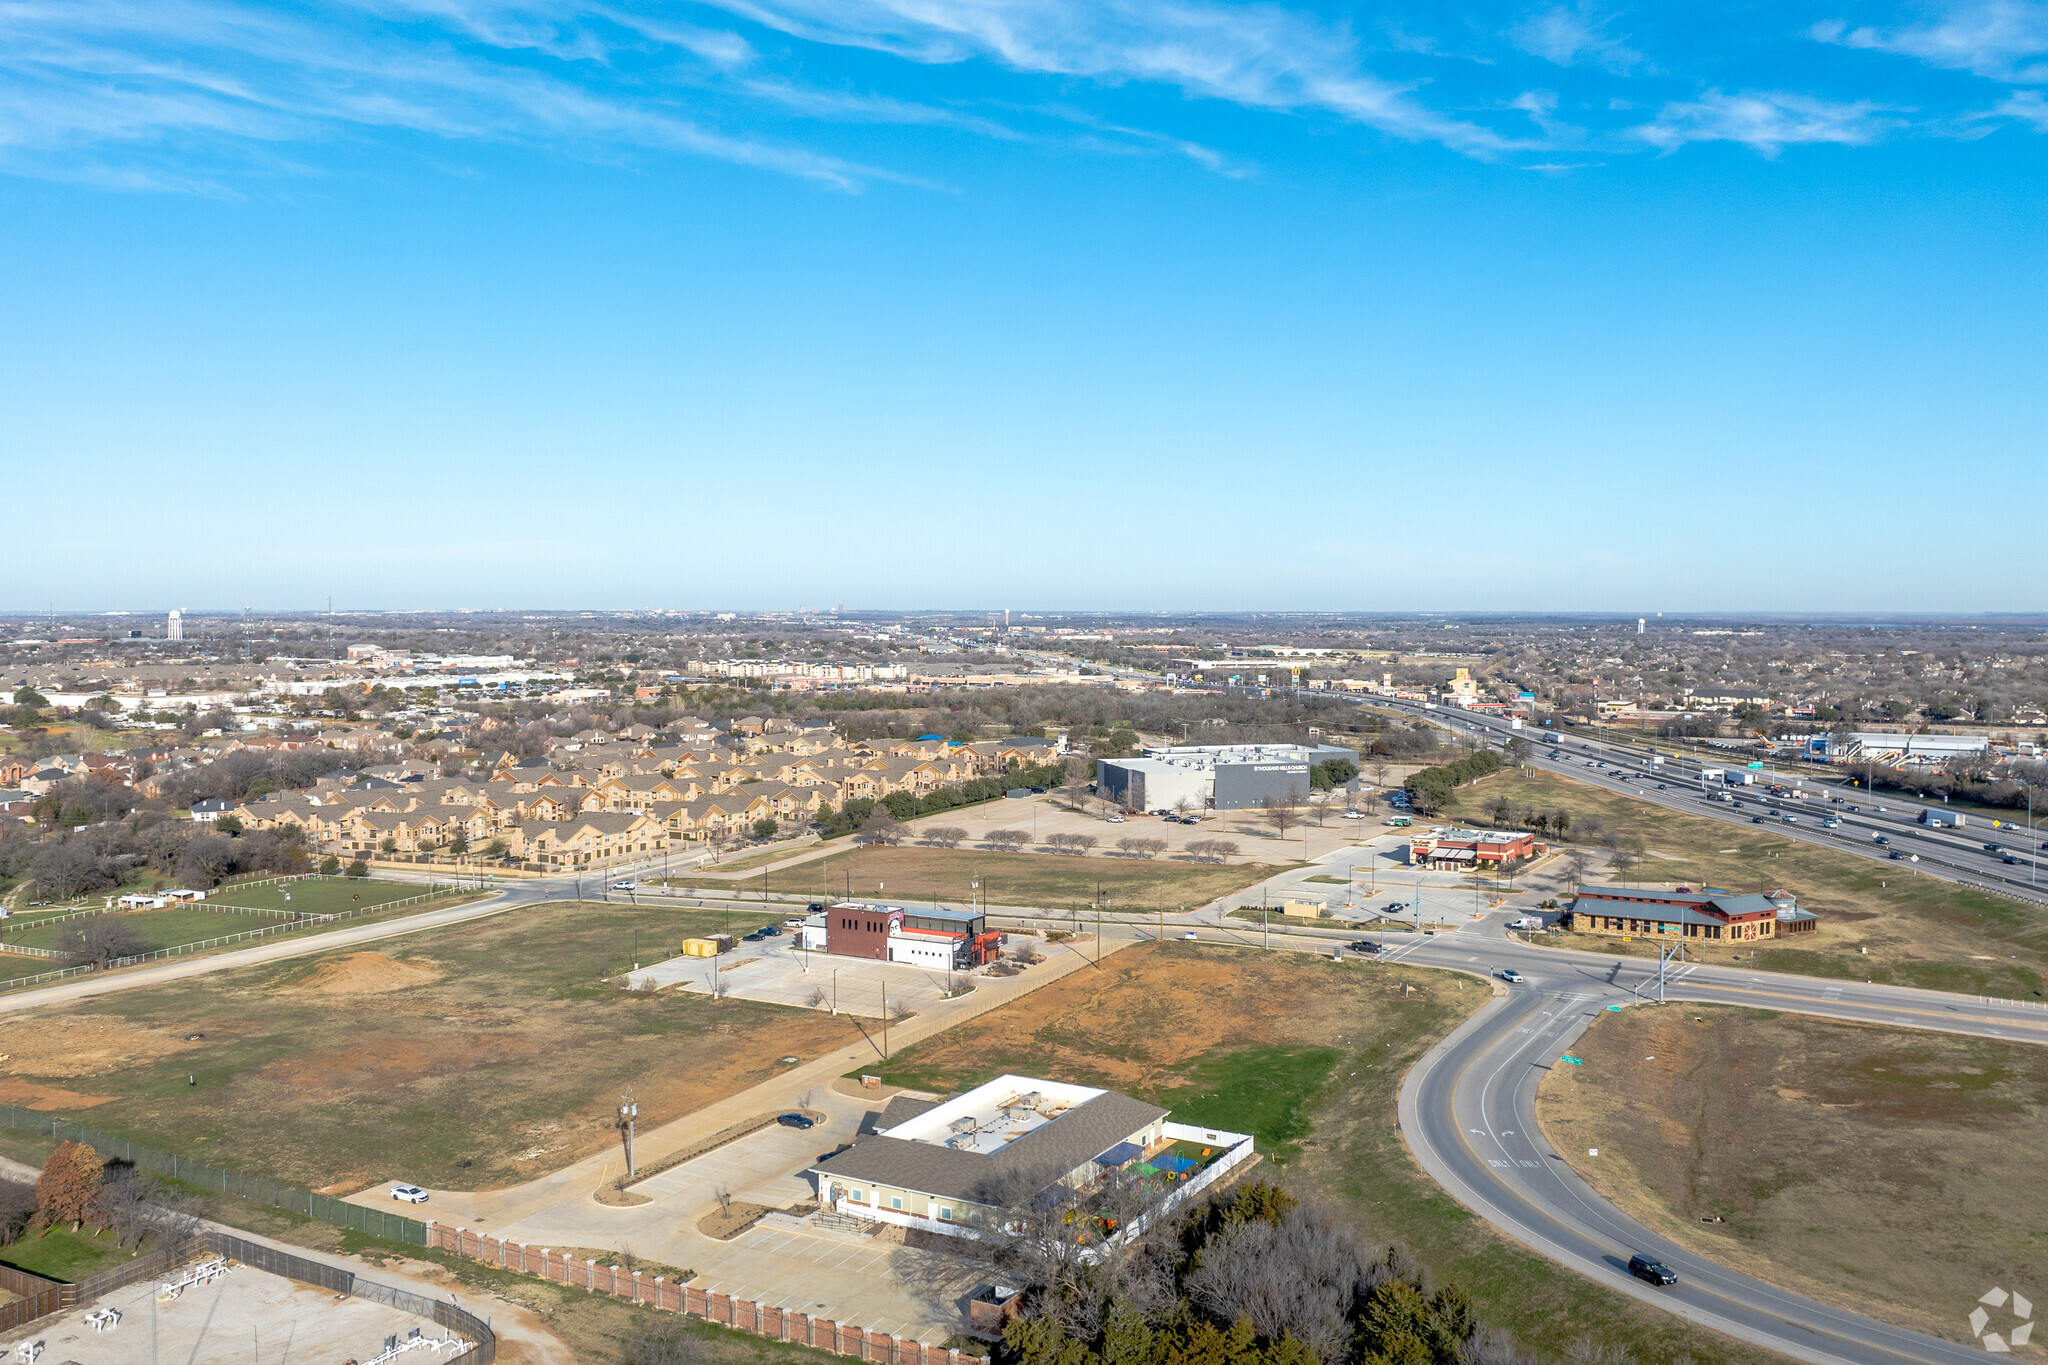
[0,1107,428,1245]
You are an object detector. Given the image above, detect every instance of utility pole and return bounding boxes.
[881,979,889,1059]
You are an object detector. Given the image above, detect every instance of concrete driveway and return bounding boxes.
[635,939,973,1018]
[480,1086,984,1342]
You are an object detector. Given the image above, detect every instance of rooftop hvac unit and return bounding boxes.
[947,1134,978,1150]
[949,1116,978,1134]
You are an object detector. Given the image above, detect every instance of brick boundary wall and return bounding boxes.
[426,1222,967,1365]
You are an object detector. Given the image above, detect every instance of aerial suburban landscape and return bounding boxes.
[5,0,2044,1362]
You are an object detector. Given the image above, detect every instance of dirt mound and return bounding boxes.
[277,952,443,997]
[0,1013,197,1078]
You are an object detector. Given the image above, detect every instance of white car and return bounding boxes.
[1182,931,1199,940]
[390,1184,429,1204]
[610,880,636,891]
[1498,969,1526,984]
[784,918,806,927]
[1107,815,1126,823]
[1342,811,1366,820]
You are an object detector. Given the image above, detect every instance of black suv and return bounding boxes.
[1628,1255,1677,1286]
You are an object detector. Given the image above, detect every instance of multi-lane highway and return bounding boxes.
[1368,697,2048,909]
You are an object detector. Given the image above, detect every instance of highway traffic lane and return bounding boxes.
[1403,976,1997,1365]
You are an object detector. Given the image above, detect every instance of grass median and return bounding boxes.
[1536,1003,2048,1347]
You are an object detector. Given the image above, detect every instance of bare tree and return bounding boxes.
[1012,938,1044,965]
[713,1184,733,1216]
[1563,848,1591,889]
[804,986,828,1010]
[627,1319,699,1365]
[60,916,145,968]
[1186,838,1239,863]
[984,829,1030,851]
[1068,833,1098,855]
[854,814,905,847]
[0,1181,33,1247]
[1044,832,1075,853]
[1262,794,1301,841]
[796,1089,815,1113]
[923,826,968,849]
[1183,1200,1374,1364]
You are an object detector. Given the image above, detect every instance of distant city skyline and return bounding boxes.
[3,1,2043,612]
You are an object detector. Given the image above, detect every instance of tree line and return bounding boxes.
[993,1180,1554,1365]
[1401,751,1502,815]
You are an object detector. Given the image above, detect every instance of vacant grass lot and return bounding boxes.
[206,877,433,914]
[735,846,1284,913]
[1536,1004,2048,1345]
[864,942,1781,1365]
[1472,767,2048,997]
[0,901,862,1193]
[0,1224,133,1282]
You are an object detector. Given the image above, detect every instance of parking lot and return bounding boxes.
[487,1087,985,1341]
[633,938,975,1018]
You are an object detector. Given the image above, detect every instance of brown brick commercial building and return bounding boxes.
[1408,827,1539,870]
[1565,886,1818,942]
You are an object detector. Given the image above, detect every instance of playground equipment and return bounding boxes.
[356,1327,470,1362]
[159,1256,232,1300]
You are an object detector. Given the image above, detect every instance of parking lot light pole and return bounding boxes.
[619,1095,638,1177]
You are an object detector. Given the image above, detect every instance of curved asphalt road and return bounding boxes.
[1386,918,2048,1365]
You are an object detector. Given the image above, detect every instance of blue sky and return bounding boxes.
[3,0,2045,613]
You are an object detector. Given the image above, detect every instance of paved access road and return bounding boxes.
[1378,915,2048,1365]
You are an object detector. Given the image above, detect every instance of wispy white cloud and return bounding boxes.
[1633,89,1905,155]
[1813,2,2048,83]
[1996,86,2048,125]
[0,0,890,190]
[1510,3,1644,74]
[693,0,1521,156]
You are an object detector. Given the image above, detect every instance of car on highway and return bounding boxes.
[1872,833,1890,844]
[610,880,636,891]
[1823,817,1840,828]
[1349,940,1381,953]
[777,1113,815,1129]
[1182,931,1199,940]
[807,901,827,911]
[2003,853,2020,864]
[1889,850,1919,861]
[1984,842,2004,853]
[390,1184,429,1204]
[1498,968,1525,984]
[1752,815,1765,824]
[1628,1255,1678,1286]
[1656,783,1666,789]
